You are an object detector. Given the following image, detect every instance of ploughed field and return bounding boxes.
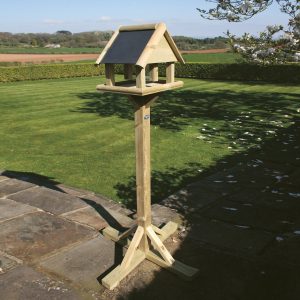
[0,53,98,64]
[0,48,238,64]
[0,76,299,204]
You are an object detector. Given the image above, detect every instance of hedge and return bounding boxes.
[1,62,299,83]
[0,63,104,83]
[172,63,300,83]
[116,63,300,83]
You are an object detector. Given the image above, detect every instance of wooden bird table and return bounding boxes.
[100,93,198,290]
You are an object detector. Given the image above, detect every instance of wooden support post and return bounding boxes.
[149,64,158,82]
[101,94,198,290]
[124,64,134,80]
[133,96,153,252]
[135,66,146,89]
[166,62,175,83]
[105,64,115,86]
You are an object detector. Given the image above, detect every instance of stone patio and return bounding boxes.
[0,157,300,300]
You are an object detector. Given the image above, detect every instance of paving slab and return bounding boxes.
[0,175,8,182]
[0,178,35,198]
[56,184,95,198]
[201,199,300,232]
[0,211,96,262]
[9,186,88,215]
[262,234,300,267]
[0,265,81,299]
[83,194,134,216]
[0,198,39,223]
[40,236,116,291]
[0,253,20,274]
[186,217,274,255]
[226,189,300,211]
[277,169,300,188]
[61,206,108,230]
[80,195,135,230]
[161,185,222,215]
[150,204,182,227]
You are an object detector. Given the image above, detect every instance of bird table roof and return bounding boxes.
[96,23,184,68]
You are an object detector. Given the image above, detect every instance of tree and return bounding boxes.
[197,1,300,64]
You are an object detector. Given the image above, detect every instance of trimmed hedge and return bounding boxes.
[116,63,300,83]
[0,63,104,83]
[173,63,300,83]
[1,62,299,83]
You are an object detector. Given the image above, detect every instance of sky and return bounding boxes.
[0,0,290,37]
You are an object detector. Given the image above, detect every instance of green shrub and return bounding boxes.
[0,63,104,82]
[116,63,300,83]
[0,62,299,83]
[172,63,300,83]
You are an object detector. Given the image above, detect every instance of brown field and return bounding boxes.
[0,49,229,64]
[0,53,98,63]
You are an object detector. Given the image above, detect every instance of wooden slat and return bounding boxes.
[96,80,183,96]
[136,22,167,68]
[160,221,178,238]
[164,30,185,64]
[146,251,199,280]
[146,226,175,265]
[102,250,146,290]
[119,23,158,31]
[121,226,144,269]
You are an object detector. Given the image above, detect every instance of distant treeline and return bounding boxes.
[173,36,227,50]
[0,31,228,50]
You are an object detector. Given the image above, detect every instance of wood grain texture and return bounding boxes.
[105,64,115,86]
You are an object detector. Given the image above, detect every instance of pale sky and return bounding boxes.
[0,0,290,37]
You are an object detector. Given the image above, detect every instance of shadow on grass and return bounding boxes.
[75,86,299,135]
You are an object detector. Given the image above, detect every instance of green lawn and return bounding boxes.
[0,47,100,54]
[0,76,299,206]
[183,52,241,63]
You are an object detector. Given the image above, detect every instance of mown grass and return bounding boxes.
[183,52,241,63]
[0,47,100,54]
[0,76,299,204]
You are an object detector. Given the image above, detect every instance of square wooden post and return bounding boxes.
[149,64,159,82]
[136,66,146,89]
[105,64,115,86]
[166,62,175,83]
[124,64,134,80]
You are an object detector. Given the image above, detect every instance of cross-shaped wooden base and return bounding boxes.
[102,221,198,290]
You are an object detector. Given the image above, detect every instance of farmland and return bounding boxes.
[0,51,239,65]
[0,47,101,54]
[183,52,240,63]
[1,76,299,204]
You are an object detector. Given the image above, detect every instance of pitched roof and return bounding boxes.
[96,23,184,68]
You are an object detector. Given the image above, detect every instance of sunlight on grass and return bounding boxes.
[0,76,299,203]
